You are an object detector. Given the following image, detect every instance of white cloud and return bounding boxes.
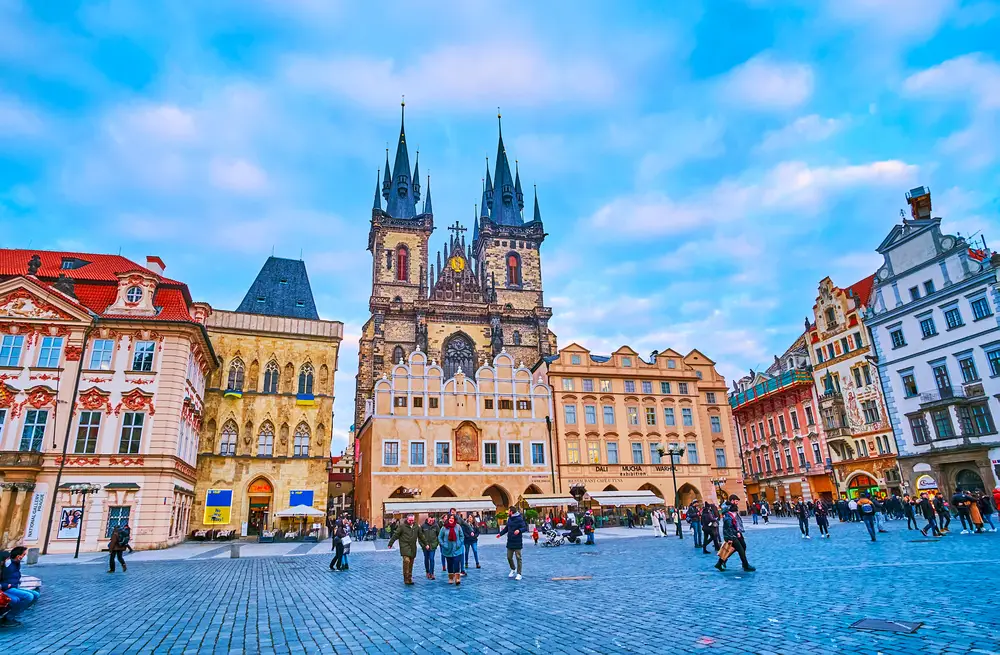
[209,158,269,194]
[825,0,956,40]
[284,41,616,110]
[0,94,45,137]
[716,55,814,111]
[111,103,198,143]
[757,114,845,152]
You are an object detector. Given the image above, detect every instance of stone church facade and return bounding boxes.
[354,106,556,427]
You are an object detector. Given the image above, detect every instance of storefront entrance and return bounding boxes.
[247,478,273,536]
[846,474,880,499]
[956,468,986,493]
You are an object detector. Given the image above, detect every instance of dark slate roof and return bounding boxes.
[236,257,319,320]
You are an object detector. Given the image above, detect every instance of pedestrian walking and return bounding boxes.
[918,492,942,537]
[582,510,596,545]
[714,496,755,573]
[418,515,440,580]
[108,526,128,573]
[814,500,830,538]
[329,518,346,571]
[952,489,975,533]
[751,502,760,525]
[969,493,985,533]
[701,502,721,554]
[903,495,918,530]
[794,497,811,539]
[687,500,703,548]
[977,492,996,532]
[857,494,877,542]
[625,508,635,529]
[497,505,527,580]
[439,516,465,586]
[464,514,482,567]
[387,514,420,585]
[657,509,668,537]
[760,502,769,524]
[0,547,39,626]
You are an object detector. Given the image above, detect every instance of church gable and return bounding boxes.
[0,279,91,323]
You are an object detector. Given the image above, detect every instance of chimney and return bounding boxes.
[146,256,166,276]
[905,186,932,220]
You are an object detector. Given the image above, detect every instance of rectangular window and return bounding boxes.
[679,383,689,395]
[645,407,656,426]
[606,442,619,464]
[507,442,522,465]
[862,400,880,424]
[815,348,824,363]
[571,354,581,365]
[797,446,806,467]
[499,399,513,410]
[412,397,423,408]
[600,379,612,392]
[105,506,131,538]
[587,442,599,464]
[627,407,639,425]
[932,363,952,393]
[622,356,632,367]
[840,337,850,354]
[909,286,920,301]
[394,396,408,408]
[875,435,886,455]
[910,416,931,445]
[132,340,155,372]
[410,442,425,466]
[890,329,906,349]
[682,408,693,426]
[484,442,498,465]
[853,332,864,350]
[584,405,597,424]
[856,439,869,458]
[0,335,24,367]
[484,398,494,410]
[118,412,144,454]
[686,442,698,464]
[516,399,531,411]
[805,406,815,425]
[641,380,652,394]
[901,373,918,397]
[429,398,439,409]
[564,405,577,424]
[531,443,546,465]
[924,280,936,295]
[624,380,636,393]
[989,350,1000,377]
[790,410,800,430]
[649,443,662,464]
[75,411,101,454]
[812,442,822,464]
[750,425,757,441]
[706,392,716,404]
[36,336,64,368]
[602,405,615,425]
[764,454,772,474]
[853,367,863,388]
[0,409,5,443]
[582,379,594,392]
[667,359,676,369]
[778,415,786,434]
[827,344,836,359]
[89,339,115,370]
[435,442,451,465]
[972,404,996,435]
[931,409,954,439]
[768,418,775,436]
[715,448,727,468]
[711,416,722,433]
[664,408,675,426]
[660,381,671,394]
[19,409,47,451]
[631,442,644,464]
[561,378,574,391]
[972,297,993,320]
[863,365,872,386]
[959,356,979,383]
[784,447,793,469]
[945,307,964,329]
[920,317,937,338]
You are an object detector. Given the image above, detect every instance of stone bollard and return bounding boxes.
[26,548,40,565]
[230,543,242,559]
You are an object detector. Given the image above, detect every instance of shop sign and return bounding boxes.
[916,475,938,490]
[25,486,47,542]
[248,479,272,495]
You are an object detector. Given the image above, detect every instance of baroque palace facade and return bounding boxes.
[191,258,343,537]
[0,250,214,553]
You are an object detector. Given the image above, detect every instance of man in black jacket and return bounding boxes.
[903,495,918,530]
[700,502,721,554]
[715,496,754,572]
[918,493,942,536]
[933,493,951,533]
[952,488,974,534]
[498,506,528,580]
[794,497,810,539]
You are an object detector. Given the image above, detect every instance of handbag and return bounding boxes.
[342,535,352,546]
[717,541,735,562]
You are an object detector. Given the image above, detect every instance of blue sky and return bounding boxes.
[2,0,1000,455]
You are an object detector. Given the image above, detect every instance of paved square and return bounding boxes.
[2,520,999,654]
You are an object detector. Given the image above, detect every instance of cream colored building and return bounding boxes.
[192,257,343,537]
[540,344,742,507]
[354,349,554,521]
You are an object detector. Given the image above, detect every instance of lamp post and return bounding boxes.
[710,477,728,502]
[64,483,102,559]
[662,445,686,539]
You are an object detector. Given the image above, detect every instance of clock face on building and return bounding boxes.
[449,255,466,273]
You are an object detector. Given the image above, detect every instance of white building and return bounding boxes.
[867,187,1000,497]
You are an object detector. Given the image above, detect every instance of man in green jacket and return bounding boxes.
[418,516,440,580]
[387,514,420,585]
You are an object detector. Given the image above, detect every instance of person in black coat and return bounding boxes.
[903,495,918,530]
[700,503,721,554]
[497,506,528,580]
[933,494,951,533]
[918,492,942,536]
[462,513,481,570]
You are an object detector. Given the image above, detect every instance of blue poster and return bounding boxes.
[206,489,233,507]
[289,490,314,507]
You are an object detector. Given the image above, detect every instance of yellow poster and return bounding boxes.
[204,505,231,525]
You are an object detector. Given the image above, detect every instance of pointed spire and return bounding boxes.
[514,160,524,211]
[423,175,433,215]
[412,150,421,203]
[437,250,442,275]
[532,184,542,223]
[373,171,382,212]
[490,109,523,226]
[479,181,490,222]
[385,98,417,219]
[473,204,480,245]
[485,157,493,198]
[382,149,391,201]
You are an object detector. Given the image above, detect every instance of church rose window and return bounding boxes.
[443,333,476,381]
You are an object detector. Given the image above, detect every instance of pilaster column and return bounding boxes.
[0,486,17,546]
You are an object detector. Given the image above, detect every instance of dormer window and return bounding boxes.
[279,279,288,285]
[125,286,143,303]
[296,301,305,307]
[256,296,266,303]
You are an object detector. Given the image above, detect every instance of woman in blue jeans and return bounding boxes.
[438,516,465,586]
[463,514,480,569]
[1,547,39,625]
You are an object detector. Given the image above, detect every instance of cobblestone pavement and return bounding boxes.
[2,518,999,654]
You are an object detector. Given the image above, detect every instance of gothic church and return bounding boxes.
[354,105,556,426]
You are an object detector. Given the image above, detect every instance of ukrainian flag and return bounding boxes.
[224,389,243,400]
[295,393,315,407]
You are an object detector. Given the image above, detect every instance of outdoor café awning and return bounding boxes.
[584,490,664,507]
[519,494,578,508]
[383,497,496,515]
[274,506,325,518]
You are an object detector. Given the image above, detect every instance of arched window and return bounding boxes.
[262,361,279,394]
[227,358,245,391]
[293,423,310,457]
[257,423,274,457]
[512,330,522,346]
[298,363,314,395]
[393,345,405,364]
[443,333,476,381]
[506,252,521,286]
[396,245,409,282]
[220,421,238,456]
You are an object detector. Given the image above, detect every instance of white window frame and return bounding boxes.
[0,334,25,367]
[382,439,400,467]
[606,441,619,464]
[131,340,156,372]
[506,440,523,466]
[118,411,145,455]
[434,440,452,467]
[89,338,115,370]
[529,441,546,466]
[567,441,581,464]
[36,336,64,368]
[483,440,500,467]
[409,440,426,467]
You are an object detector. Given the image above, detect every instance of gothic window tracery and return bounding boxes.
[227,358,245,391]
[258,422,274,457]
[293,423,310,457]
[263,361,279,394]
[443,333,476,381]
[298,363,314,395]
[220,420,238,456]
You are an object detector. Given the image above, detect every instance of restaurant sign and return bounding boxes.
[568,464,675,486]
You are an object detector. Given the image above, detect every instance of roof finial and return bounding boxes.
[497,107,502,136]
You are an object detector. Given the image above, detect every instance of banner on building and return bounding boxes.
[24,485,48,542]
[289,490,314,507]
[57,507,83,539]
[203,489,233,525]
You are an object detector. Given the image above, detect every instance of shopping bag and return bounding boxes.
[718,541,735,562]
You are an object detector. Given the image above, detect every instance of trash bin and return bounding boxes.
[230,543,242,559]
[26,548,40,565]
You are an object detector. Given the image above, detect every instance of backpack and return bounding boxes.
[860,501,874,514]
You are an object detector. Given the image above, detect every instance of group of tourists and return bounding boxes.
[906,487,998,536]
[387,507,505,585]
[685,496,756,572]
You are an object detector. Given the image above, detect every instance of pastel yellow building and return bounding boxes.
[540,344,743,507]
[354,350,554,521]
[192,258,343,537]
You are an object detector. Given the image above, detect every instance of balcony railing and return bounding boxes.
[819,390,843,404]
[824,426,852,440]
[919,386,966,405]
[729,369,814,409]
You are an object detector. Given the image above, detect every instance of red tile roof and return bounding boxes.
[1,249,197,323]
[846,274,876,308]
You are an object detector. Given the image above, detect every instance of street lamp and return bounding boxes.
[63,483,102,559]
[661,445,686,539]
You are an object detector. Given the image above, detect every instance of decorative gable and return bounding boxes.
[107,272,159,316]
[0,287,76,321]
